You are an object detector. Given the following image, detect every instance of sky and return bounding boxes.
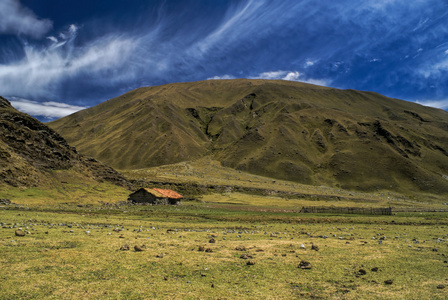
[2,0,448,121]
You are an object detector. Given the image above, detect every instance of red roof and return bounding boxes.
[150,188,183,199]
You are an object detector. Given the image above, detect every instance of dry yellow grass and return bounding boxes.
[1,198,447,299]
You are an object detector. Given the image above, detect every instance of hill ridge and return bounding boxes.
[48,79,448,195]
[0,96,129,188]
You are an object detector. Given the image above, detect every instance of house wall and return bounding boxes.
[128,189,182,205]
[128,190,157,203]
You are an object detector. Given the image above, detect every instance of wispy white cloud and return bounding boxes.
[207,75,236,80]
[189,0,308,58]
[9,97,87,119]
[0,0,52,38]
[254,71,292,80]
[0,24,141,98]
[415,99,448,110]
[1,0,448,115]
[251,71,330,86]
[304,60,315,68]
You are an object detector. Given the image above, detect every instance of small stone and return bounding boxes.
[120,244,130,251]
[198,246,205,251]
[134,245,146,252]
[437,284,445,289]
[246,260,256,266]
[235,246,246,251]
[209,238,216,243]
[311,244,319,251]
[384,279,393,285]
[371,267,379,272]
[298,261,312,269]
[240,254,253,259]
[358,269,367,275]
[205,248,213,253]
[299,244,305,249]
[15,229,25,237]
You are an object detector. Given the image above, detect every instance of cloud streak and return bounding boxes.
[416,99,448,110]
[250,71,331,86]
[9,97,87,120]
[0,0,52,38]
[0,24,141,99]
[1,0,448,118]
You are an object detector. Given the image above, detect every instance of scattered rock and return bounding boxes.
[299,244,305,249]
[120,244,130,251]
[240,254,253,259]
[0,199,11,205]
[15,229,25,237]
[384,279,393,285]
[205,248,213,253]
[298,261,312,269]
[235,246,246,251]
[437,284,445,289]
[246,260,256,266]
[198,246,205,251]
[134,245,146,252]
[311,244,319,251]
[209,238,216,243]
[371,267,379,272]
[358,269,367,276]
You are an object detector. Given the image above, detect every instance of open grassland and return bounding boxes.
[122,156,448,206]
[1,193,448,299]
[0,181,129,207]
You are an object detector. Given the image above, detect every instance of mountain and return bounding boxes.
[48,79,448,194]
[0,96,129,188]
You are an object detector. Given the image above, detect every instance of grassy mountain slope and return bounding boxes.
[48,79,448,194]
[0,96,129,189]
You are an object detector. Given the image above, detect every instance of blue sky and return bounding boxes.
[1,0,448,120]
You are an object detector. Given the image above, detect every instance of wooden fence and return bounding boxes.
[300,206,392,215]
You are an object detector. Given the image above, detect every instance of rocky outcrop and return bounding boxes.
[0,96,130,188]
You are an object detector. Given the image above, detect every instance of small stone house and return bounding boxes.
[128,188,183,205]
